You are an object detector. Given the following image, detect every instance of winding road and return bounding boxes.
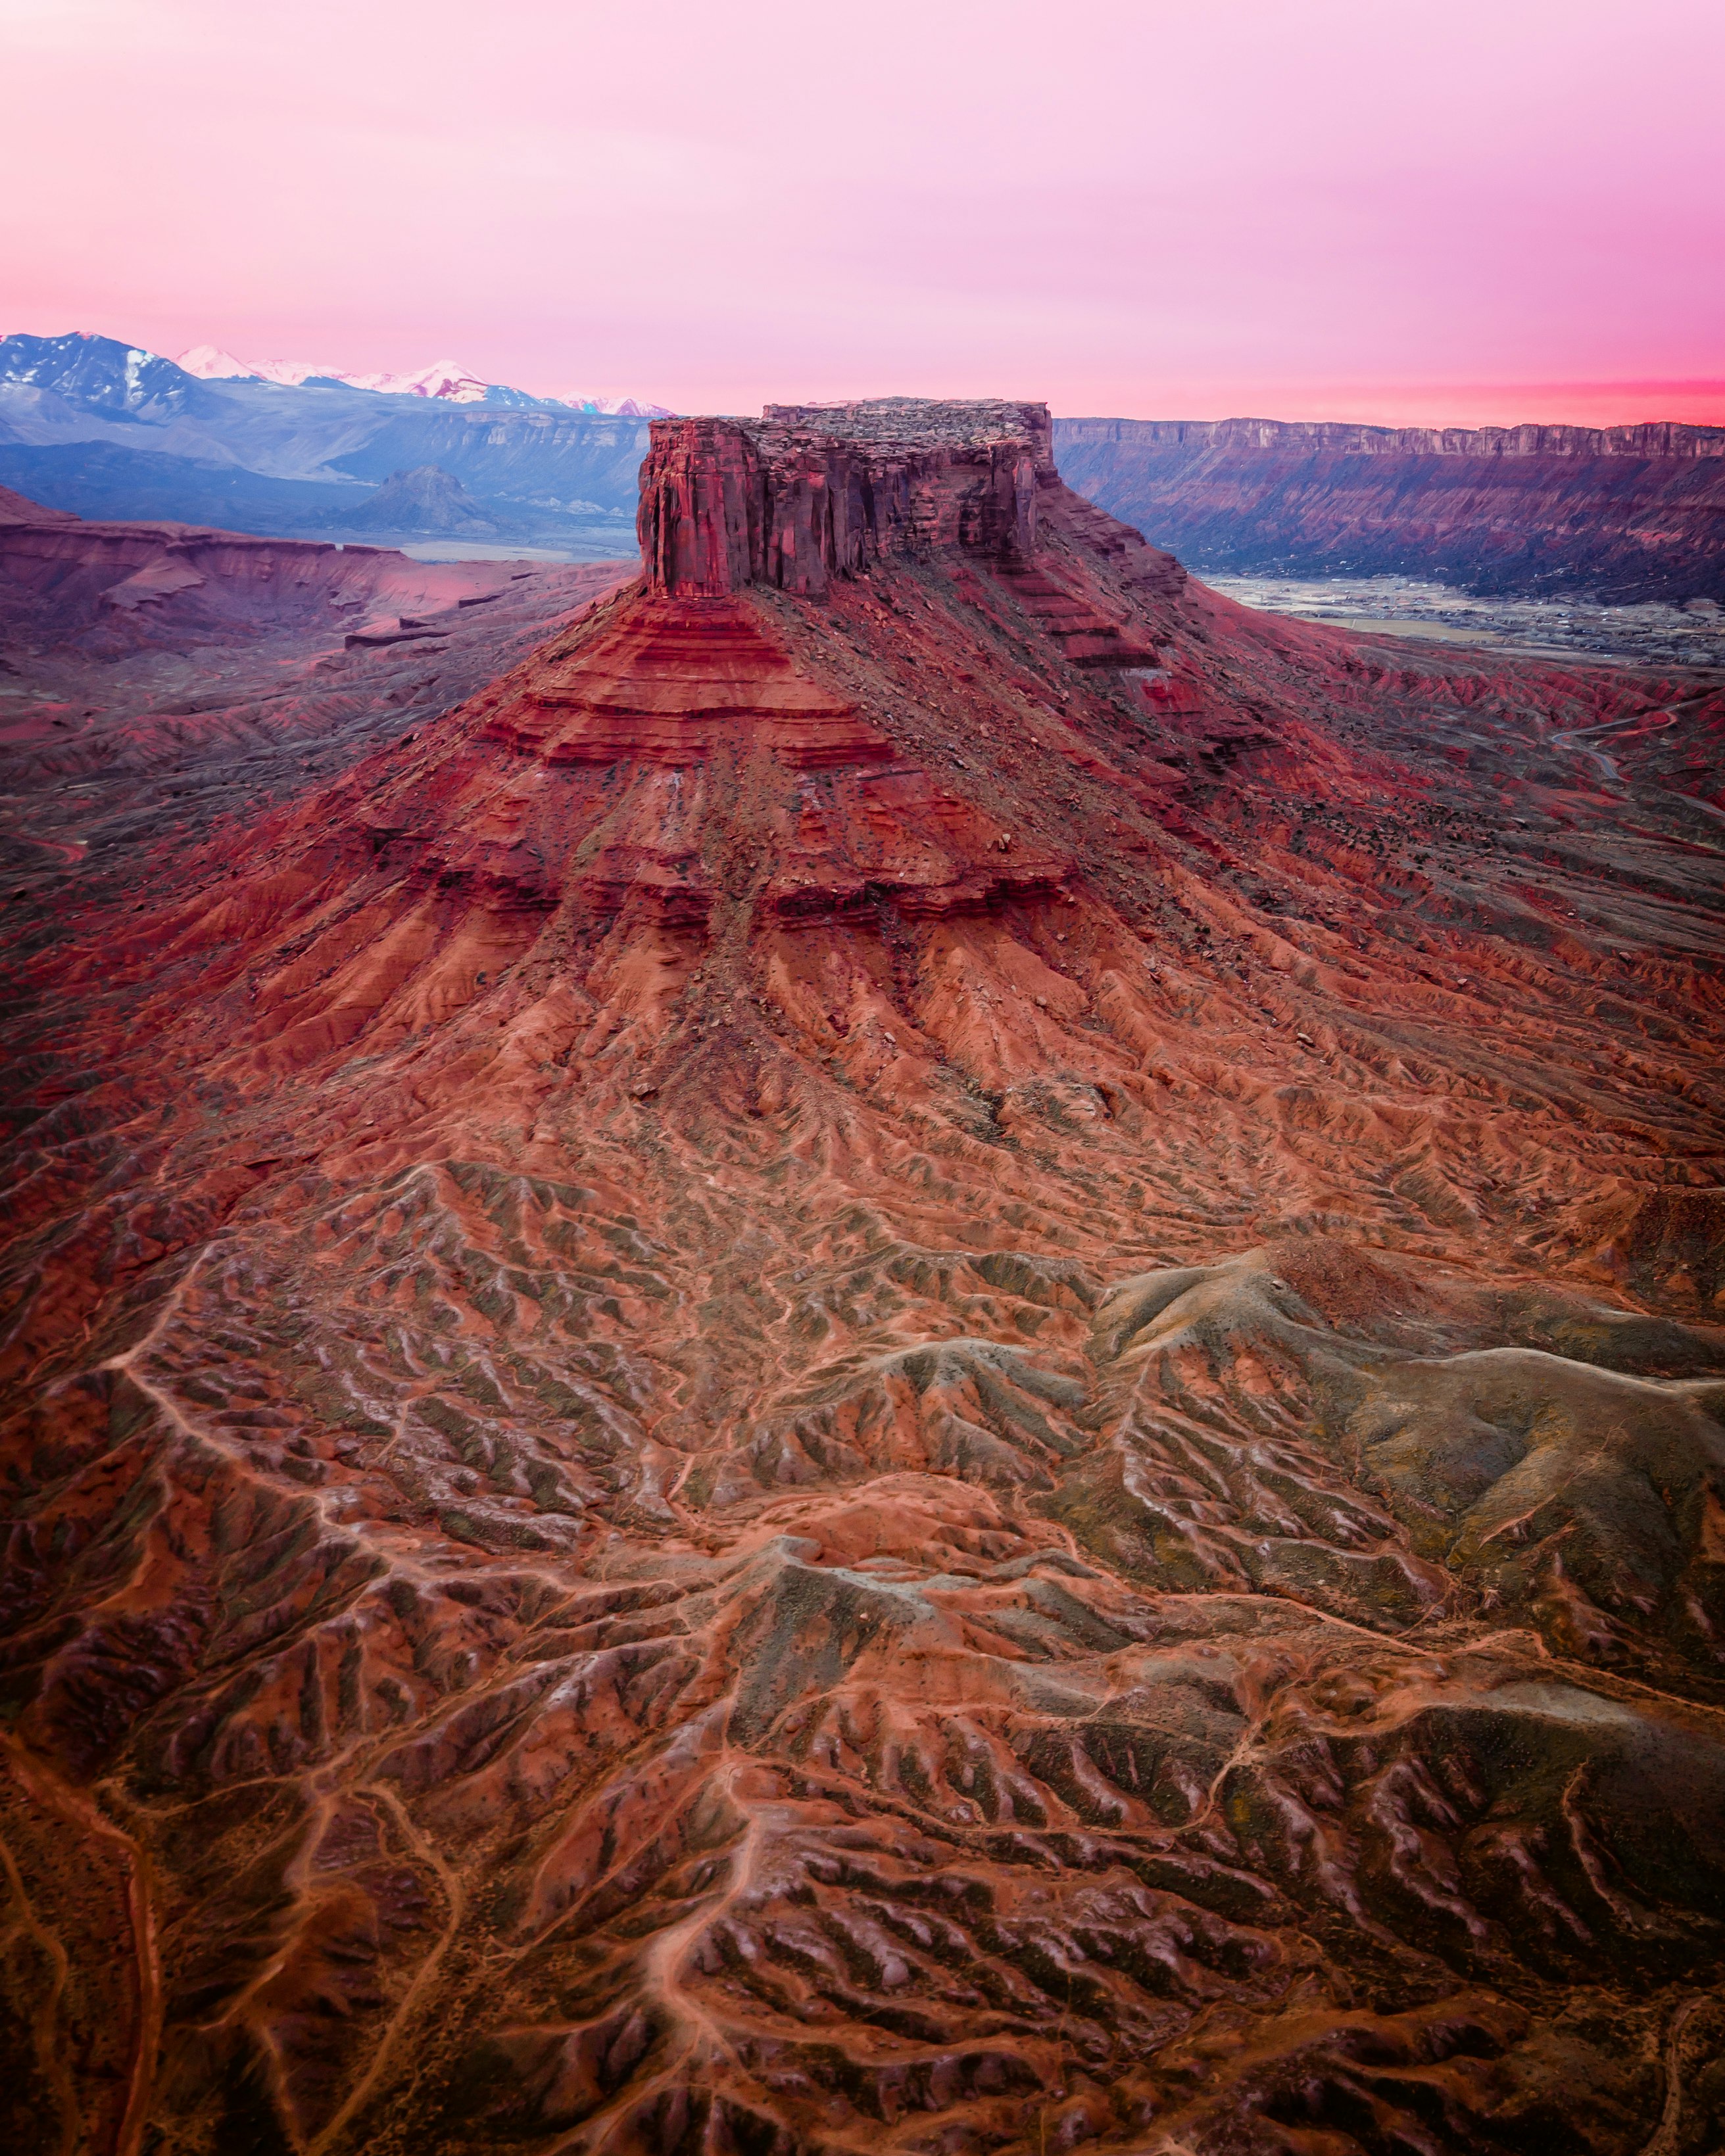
[1551,692,1725,831]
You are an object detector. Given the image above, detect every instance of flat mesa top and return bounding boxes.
[753,396,1051,452]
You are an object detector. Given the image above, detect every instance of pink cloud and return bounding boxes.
[3,0,1721,424]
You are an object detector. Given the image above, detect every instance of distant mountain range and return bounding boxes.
[0,331,666,554]
[11,335,1720,597]
[173,341,671,416]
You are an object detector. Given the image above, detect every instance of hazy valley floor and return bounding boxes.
[1205,573,1725,672]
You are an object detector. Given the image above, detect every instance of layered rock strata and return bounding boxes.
[3,403,1725,2156]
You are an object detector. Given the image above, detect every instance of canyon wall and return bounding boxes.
[1054,414,1725,600]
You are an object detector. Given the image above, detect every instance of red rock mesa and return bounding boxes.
[3,400,1725,2156]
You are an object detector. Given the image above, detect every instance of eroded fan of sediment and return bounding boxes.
[3,400,1725,2156]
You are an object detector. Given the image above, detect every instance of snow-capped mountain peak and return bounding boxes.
[174,344,256,380]
[174,348,489,399]
[556,394,671,418]
[172,345,670,415]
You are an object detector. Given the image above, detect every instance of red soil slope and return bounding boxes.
[3,402,1725,2156]
[0,487,629,890]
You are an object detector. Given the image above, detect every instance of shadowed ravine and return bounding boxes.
[3,400,1724,2156]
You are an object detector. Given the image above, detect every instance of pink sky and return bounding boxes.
[3,0,1722,425]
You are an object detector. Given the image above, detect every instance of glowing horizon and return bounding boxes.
[4,0,1721,429]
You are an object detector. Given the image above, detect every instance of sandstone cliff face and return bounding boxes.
[3,408,1725,2156]
[639,399,1056,596]
[1054,414,1725,602]
[1065,418,1725,459]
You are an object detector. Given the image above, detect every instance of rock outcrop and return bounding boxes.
[0,480,76,526]
[3,402,1725,2156]
[1054,412,1725,601]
